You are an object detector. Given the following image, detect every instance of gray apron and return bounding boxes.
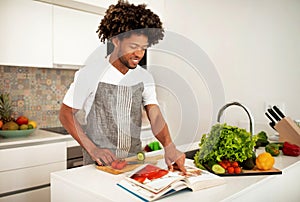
[83,82,144,165]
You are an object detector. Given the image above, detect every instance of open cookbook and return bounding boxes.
[117,163,225,201]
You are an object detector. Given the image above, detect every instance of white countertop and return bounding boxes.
[0,129,76,149]
[51,144,300,202]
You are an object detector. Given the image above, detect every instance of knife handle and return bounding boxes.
[273,105,285,119]
[265,112,275,123]
[267,108,281,121]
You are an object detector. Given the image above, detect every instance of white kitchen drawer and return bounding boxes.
[0,142,66,172]
[0,161,65,194]
[0,186,50,202]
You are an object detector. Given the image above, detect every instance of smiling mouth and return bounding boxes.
[131,58,140,65]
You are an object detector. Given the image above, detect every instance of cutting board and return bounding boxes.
[212,166,282,177]
[96,155,163,175]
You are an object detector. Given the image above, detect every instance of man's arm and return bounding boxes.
[59,103,116,165]
[145,104,186,173]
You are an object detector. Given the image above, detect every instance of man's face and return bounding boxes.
[114,34,148,69]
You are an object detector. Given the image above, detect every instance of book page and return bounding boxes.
[118,179,186,202]
[182,166,225,191]
[126,164,185,194]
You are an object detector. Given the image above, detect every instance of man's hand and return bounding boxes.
[89,147,117,166]
[164,143,186,174]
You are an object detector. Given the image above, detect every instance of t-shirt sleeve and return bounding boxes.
[63,68,93,110]
[142,74,159,106]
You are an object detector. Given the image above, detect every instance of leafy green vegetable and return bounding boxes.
[194,123,257,168]
[254,131,269,148]
[256,131,268,140]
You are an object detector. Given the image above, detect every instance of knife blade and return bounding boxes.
[272,105,285,119]
[126,160,156,165]
[267,108,281,122]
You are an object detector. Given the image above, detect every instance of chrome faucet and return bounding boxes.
[217,101,254,136]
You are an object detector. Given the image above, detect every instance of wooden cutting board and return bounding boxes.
[95,155,163,175]
[215,166,282,177]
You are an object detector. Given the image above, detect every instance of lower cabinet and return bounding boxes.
[0,141,67,201]
[0,186,50,202]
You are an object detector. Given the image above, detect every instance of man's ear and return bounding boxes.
[111,37,119,48]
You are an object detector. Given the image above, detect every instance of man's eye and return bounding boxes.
[130,45,138,49]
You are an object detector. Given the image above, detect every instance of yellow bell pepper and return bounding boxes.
[256,152,275,170]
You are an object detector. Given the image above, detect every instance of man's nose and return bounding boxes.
[133,49,145,58]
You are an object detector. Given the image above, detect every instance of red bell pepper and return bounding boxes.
[282,142,300,157]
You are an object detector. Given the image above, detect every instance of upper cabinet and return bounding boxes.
[0,0,53,67]
[0,0,164,69]
[0,0,104,69]
[53,5,102,67]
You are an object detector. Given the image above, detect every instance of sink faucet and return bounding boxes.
[217,101,254,136]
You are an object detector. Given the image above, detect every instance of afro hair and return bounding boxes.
[96,0,164,46]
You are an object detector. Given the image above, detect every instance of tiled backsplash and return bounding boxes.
[0,65,76,128]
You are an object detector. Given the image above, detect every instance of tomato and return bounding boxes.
[111,160,119,169]
[116,160,127,170]
[231,161,239,168]
[219,162,227,169]
[227,166,235,174]
[234,167,242,174]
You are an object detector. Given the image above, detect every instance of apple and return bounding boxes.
[16,116,29,125]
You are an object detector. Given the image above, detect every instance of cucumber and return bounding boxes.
[212,164,226,174]
[137,152,145,161]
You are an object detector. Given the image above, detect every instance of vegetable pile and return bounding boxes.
[194,123,258,169]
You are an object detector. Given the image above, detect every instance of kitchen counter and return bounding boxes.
[0,129,76,149]
[51,143,300,202]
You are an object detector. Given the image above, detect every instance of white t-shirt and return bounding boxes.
[63,58,158,117]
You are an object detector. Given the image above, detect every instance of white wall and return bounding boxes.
[157,0,300,136]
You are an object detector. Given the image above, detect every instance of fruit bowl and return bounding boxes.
[0,129,36,138]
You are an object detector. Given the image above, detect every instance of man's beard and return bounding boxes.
[118,51,138,69]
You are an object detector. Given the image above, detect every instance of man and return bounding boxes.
[59,0,186,173]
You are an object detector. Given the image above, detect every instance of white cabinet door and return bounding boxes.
[0,162,65,194]
[0,0,52,67]
[0,142,66,172]
[53,5,103,67]
[0,186,50,202]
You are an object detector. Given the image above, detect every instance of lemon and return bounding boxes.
[28,120,37,129]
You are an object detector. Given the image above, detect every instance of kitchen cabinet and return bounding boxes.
[0,0,52,67]
[52,5,103,68]
[0,142,66,202]
[0,0,103,69]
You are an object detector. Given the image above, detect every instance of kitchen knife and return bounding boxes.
[269,121,276,130]
[265,112,275,123]
[272,105,285,119]
[127,160,156,165]
[267,108,281,122]
[265,112,276,130]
